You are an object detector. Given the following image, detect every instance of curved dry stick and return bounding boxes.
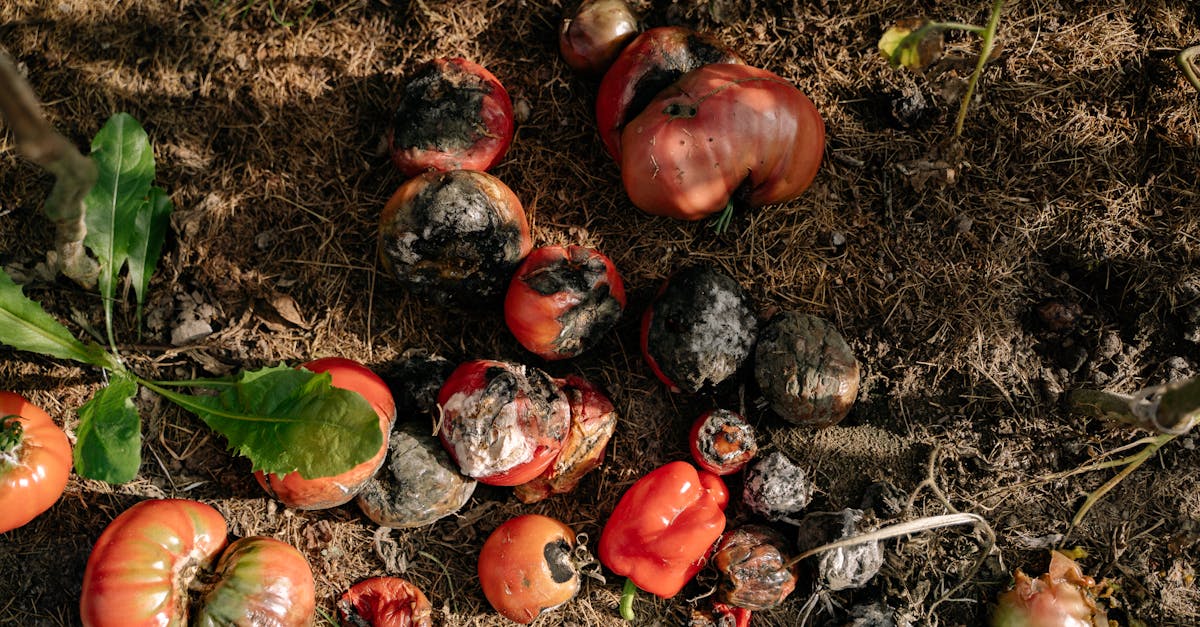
[1177,45,1200,93]
[1070,376,1200,435]
[0,46,98,287]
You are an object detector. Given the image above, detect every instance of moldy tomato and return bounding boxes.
[504,245,626,360]
[559,0,639,75]
[478,514,581,624]
[620,63,824,222]
[688,409,757,476]
[338,576,433,627]
[80,499,315,627]
[388,57,514,176]
[0,392,70,534]
[379,169,532,306]
[437,359,570,486]
[596,26,743,161]
[256,357,396,510]
[754,312,860,428]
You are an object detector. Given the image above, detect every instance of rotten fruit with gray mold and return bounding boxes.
[755,311,860,427]
[794,509,883,592]
[742,451,813,522]
[689,408,757,476]
[641,264,758,394]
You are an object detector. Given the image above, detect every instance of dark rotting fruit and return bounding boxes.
[688,409,757,476]
[794,509,883,592]
[712,525,798,611]
[355,420,476,529]
[741,451,813,523]
[754,311,860,427]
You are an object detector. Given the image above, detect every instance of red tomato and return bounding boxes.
[504,245,626,360]
[388,57,514,176]
[688,409,758,476]
[256,357,395,510]
[338,576,433,627]
[437,359,570,486]
[595,26,744,161]
[620,63,825,221]
[0,392,71,533]
[478,514,580,624]
[559,0,639,75]
[81,499,315,627]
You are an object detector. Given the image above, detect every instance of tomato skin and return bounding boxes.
[388,57,514,176]
[0,392,71,534]
[478,514,580,624]
[595,26,744,161]
[620,63,825,221]
[255,357,396,510]
[338,576,433,627]
[559,0,639,75]
[80,499,229,627]
[193,536,315,627]
[504,245,627,360]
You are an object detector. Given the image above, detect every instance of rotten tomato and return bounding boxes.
[755,312,860,428]
[478,514,581,625]
[559,0,639,75]
[596,26,744,161]
[688,408,757,476]
[504,245,626,360]
[379,169,532,306]
[620,63,825,223]
[0,392,70,534]
[338,576,433,627]
[437,359,570,486]
[712,525,797,611]
[256,357,396,510]
[388,57,514,176]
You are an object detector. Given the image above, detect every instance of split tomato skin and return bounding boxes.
[620,63,825,221]
[338,576,433,627]
[478,514,580,624]
[504,245,626,360]
[388,57,514,176]
[0,392,71,534]
[256,357,396,510]
[80,499,229,627]
[194,536,315,627]
[596,26,744,161]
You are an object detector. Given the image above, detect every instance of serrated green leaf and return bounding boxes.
[83,112,155,348]
[0,269,115,368]
[149,364,383,479]
[126,186,173,335]
[74,370,142,483]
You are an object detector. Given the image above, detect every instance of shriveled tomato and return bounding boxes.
[388,57,514,176]
[0,392,70,533]
[478,514,581,624]
[379,169,532,305]
[688,409,757,476]
[620,63,825,222]
[559,0,639,75]
[595,26,744,161]
[338,576,433,627]
[256,357,396,510]
[504,245,626,360]
[438,359,570,486]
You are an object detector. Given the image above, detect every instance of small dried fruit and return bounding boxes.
[688,409,757,475]
[794,509,883,592]
[755,312,860,427]
[338,576,433,627]
[559,0,639,75]
[712,525,797,610]
[742,451,813,522]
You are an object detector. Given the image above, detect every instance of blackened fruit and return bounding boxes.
[505,245,626,360]
[742,451,813,522]
[379,169,532,306]
[388,57,514,176]
[355,420,476,529]
[712,525,798,610]
[688,409,757,476]
[641,265,757,393]
[755,311,859,427]
[391,348,455,418]
[794,509,883,592]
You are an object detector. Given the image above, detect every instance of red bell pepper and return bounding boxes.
[599,460,728,620]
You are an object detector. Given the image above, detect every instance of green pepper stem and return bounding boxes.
[619,577,637,621]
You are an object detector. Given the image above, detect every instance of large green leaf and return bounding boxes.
[0,269,115,368]
[82,113,156,348]
[126,186,173,334]
[74,371,141,483]
[148,364,383,479]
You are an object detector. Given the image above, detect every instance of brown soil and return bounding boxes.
[2,1,1199,625]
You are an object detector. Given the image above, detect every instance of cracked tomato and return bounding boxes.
[0,392,71,534]
[80,498,315,627]
[620,63,824,222]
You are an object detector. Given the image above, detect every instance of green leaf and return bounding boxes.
[74,370,142,483]
[147,364,383,479]
[126,186,173,335]
[0,268,115,368]
[83,113,156,348]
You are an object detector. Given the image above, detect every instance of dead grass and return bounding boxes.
[2,0,1199,625]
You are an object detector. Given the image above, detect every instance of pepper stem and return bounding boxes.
[618,577,637,621]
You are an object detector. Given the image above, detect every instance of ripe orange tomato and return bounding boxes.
[478,514,581,624]
[255,357,396,509]
[0,392,71,534]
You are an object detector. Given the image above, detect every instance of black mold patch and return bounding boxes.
[623,32,741,129]
[392,61,492,152]
[521,250,623,356]
[544,538,577,584]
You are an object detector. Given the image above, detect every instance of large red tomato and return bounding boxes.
[255,357,396,510]
[80,499,315,627]
[595,26,744,161]
[620,63,825,222]
[478,514,581,624]
[0,392,71,533]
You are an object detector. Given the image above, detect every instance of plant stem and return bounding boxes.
[618,577,637,621]
[0,416,23,461]
[1071,376,1200,434]
[1177,45,1200,93]
[1068,433,1176,531]
[710,200,735,234]
[954,0,1006,138]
